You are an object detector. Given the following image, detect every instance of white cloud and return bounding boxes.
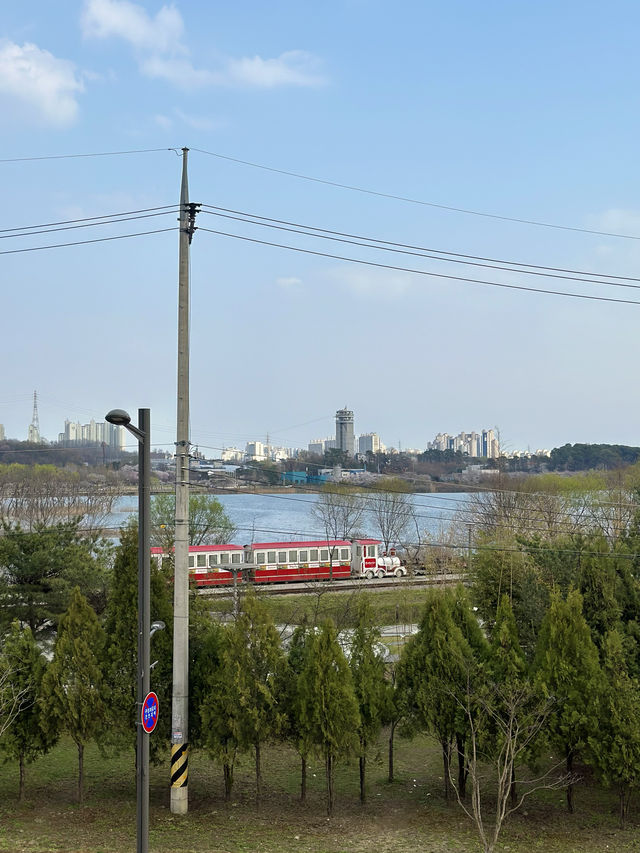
[173,108,223,131]
[225,51,325,88]
[276,276,303,289]
[139,55,213,87]
[328,266,413,300]
[590,208,640,236]
[82,0,325,89]
[82,0,184,53]
[0,40,83,126]
[154,108,223,131]
[154,112,172,129]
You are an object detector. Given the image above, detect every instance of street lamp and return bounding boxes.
[106,407,151,853]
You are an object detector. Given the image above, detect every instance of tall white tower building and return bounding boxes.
[335,408,355,456]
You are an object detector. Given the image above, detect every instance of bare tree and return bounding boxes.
[366,478,414,552]
[311,483,366,540]
[0,464,122,536]
[0,663,32,739]
[466,470,640,545]
[311,483,366,580]
[449,678,573,853]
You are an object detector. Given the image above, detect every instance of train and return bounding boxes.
[151,538,407,587]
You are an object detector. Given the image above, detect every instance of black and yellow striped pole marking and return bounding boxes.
[171,743,188,788]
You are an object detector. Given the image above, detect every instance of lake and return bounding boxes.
[110,491,474,545]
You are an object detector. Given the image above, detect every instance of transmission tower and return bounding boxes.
[28,390,41,444]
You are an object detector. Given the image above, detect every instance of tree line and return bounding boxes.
[2,538,640,852]
[4,481,640,852]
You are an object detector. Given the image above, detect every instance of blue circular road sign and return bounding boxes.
[142,691,159,734]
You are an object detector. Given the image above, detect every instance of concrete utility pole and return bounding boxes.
[171,147,198,814]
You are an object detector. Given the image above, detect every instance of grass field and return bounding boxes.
[1,729,638,853]
[201,585,440,632]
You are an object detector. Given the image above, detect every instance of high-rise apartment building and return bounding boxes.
[427,428,499,458]
[357,432,382,455]
[58,419,125,450]
[335,408,355,456]
[308,438,337,455]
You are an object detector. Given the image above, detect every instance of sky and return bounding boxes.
[2,1,640,456]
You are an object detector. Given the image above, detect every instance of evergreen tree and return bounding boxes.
[200,627,240,801]
[578,535,621,647]
[103,522,173,759]
[589,629,640,826]
[0,622,55,800]
[398,589,474,801]
[349,595,388,803]
[297,619,360,816]
[489,595,527,685]
[471,537,546,657]
[485,595,529,807]
[40,588,107,802]
[278,616,314,802]
[189,602,226,750]
[451,584,489,658]
[224,593,284,807]
[384,657,404,785]
[0,520,103,640]
[533,589,603,813]
[450,584,490,796]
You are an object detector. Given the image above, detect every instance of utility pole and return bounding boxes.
[171,147,198,814]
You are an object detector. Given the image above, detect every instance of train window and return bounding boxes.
[310,549,318,561]
[288,550,297,562]
[299,550,308,561]
[197,554,206,567]
[340,548,349,560]
[256,552,265,563]
[320,549,329,561]
[220,553,229,565]
[209,554,218,566]
[267,551,276,563]
[188,556,194,568]
[356,545,362,556]
[244,550,253,563]
[278,551,287,563]
[231,553,241,564]
[367,546,376,557]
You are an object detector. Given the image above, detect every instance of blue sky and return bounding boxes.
[2,0,640,455]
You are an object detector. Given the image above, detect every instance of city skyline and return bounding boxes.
[0,396,581,460]
[3,3,640,454]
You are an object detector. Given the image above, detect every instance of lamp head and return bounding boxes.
[105,408,131,427]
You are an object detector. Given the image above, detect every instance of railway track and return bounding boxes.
[197,572,464,597]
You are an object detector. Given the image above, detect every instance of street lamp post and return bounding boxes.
[105,407,151,853]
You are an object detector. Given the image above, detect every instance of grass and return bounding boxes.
[202,586,440,632]
[0,731,638,853]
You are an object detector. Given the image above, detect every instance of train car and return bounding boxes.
[151,538,407,587]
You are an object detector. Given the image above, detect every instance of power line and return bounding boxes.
[200,204,640,289]
[1,210,179,241]
[197,226,640,306]
[219,480,620,538]
[189,444,640,512]
[175,450,637,536]
[0,227,177,256]
[192,147,640,241]
[0,205,177,235]
[0,148,179,164]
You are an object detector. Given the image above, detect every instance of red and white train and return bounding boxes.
[151,538,407,587]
